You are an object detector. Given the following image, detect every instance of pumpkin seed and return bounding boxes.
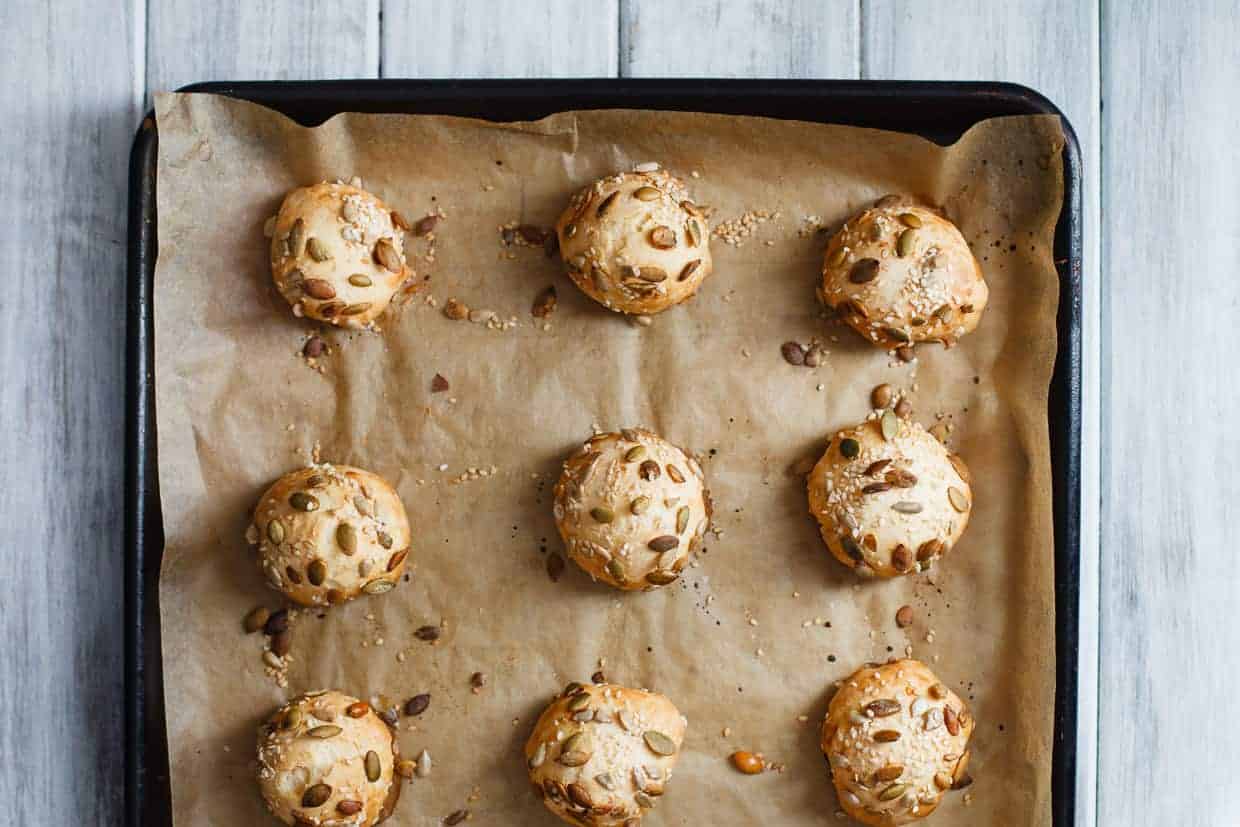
[364,749,381,781]
[891,545,913,572]
[781,341,806,365]
[630,496,651,515]
[648,535,679,552]
[649,226,676,249]
[307,559,327,586]
[266,520,285,545]
[301,783,332,807]
[892,501,923,514]
[590,506,615,523]
[289,492,318,512]
[606,558,626,581]
[596,191,620,217]
[377,531,393,549]
[873,729,901,743]
[594,772,615,791]
[879,783,908,802]
[335,523,357,554]
[948,454,971,484]
[679,258,702,281]
[405,694,431,716]
[558,733,590,766]
[881,409,899,441]
[567,782,593,809]
[839,438,860,459]
[308,725,342,739]
[865,459,892,476]
[948,487,969,512]
[875,764,905,782]
[633,266,667,283]
[243,606,269,634]
[849,258,880,284]
[886,468,917,488]
[634,186,661,201]
[348,274,372,287]
[643,730,677,756]
[639,460,661,481]
[306,237,331,262]
[826,246,848,268]
[898,212,922,228]
[676,506,690,534]
[282,706,302,730]
[917,539,944,561]
[287,218,306,257]
[865,699,902,717]
[646,570,679,586]
[568,692,592,712]
[625,445,647,462]
[666,464,685,483]
[896,228,917,257]
[303,279,336,300]
[341,302,371,316]
[686,219,702,248]
[373,238,401,272]
[363,579,394,595]
[884,326,911,343]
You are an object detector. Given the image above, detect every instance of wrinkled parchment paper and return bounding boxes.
[154,92,1063,826]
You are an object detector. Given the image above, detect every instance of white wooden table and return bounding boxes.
[4,1,1235,824]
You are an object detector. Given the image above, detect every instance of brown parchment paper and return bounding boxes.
[154,92,1064,827]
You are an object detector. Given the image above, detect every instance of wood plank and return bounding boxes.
[1099,2,1239,824]
[0,0,141,824]
[381,0,619,77]
[863,3,1102,824]
[620,0,859,77]
[146,0,380,94]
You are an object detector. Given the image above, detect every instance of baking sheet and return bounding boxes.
[153,92,1064,826]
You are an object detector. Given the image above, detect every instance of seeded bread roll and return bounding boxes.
[821,660,974,826]
[249,464,411,607]
[820,198,987,351]
[807,416,972,578]
[555,165,713,315]
[270,182,411,329]
[257,690,401,826]
[553,428,711,591]
[525,681,687,827]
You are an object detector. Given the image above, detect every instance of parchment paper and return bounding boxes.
[154,92,1064,826]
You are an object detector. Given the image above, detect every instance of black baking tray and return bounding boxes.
[126,79,1082,826]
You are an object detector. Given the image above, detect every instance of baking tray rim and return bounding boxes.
[125,78,1083,827]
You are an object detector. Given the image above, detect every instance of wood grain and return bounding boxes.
[1099,2,1239,824]
[0,0,141,823]
[863,4,1102,822]
[146,0,379,94]
[382,0,619,77]
[620,0,859,76]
